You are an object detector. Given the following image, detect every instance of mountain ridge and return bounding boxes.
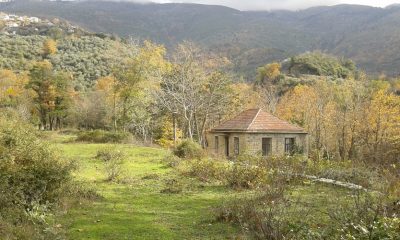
[1,1,400,78]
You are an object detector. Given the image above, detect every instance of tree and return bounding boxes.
[42,39,57,57]
[156,42,234,144]
[0,70,25,107]
[27,61,72,130]
[95,76,118,130]
[256,62,281,85]
[364,88,400,163]
[113,40,169,136]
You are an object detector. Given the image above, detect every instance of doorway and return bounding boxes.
[225,136,229,157]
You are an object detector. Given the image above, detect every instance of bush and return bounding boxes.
[96,146,125,162]
[227,154,269,189]
[173,140,204,159]
[216,188,291,240]
[160,178,183,194]
[105,158,124,181]
[186,158,229,182]
[162,153,181,168]
[76,130,130,143]
[0,118,73,239]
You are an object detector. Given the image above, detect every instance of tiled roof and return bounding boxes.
[211,109,306,133]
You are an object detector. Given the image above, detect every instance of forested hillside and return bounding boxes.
[2,1,400,78]
[0,16,139,89]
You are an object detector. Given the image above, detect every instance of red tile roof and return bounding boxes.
[211,109,306,133]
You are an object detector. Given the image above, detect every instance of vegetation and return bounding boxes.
[0,115,74,239]
[171,154,400,239]
[76,130,130,143]
[0,34,137,87]
[173,140,204,159]
[4,2,400,78]
[57,137,242,239]
[288,52,356,78]
[0,9,399,240]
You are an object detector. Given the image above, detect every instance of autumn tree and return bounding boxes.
[363,87,400,163]
[27,61,72,130]
[95,76,118,130]
[156,42,234,144]
[256,62,281,86]
[42,39,57,58]
[0,70,25,107]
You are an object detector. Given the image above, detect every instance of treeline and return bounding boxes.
[1,36,400,165]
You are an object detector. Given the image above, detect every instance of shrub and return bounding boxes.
[76,130,130,143]
[227,154,269,189]
[0,118,73,210]
[160,178,183,194]
[173,140,204,159]
[162,153,181,168]
[100,147,125,181]
[216,188,291,240]
[105,158,124,181]
[0,118,73,239]
[186,158,229,182]
[96,146,125,162]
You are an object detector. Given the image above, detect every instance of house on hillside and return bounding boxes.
[206,109,308,157]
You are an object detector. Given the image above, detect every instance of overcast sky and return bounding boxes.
[145,0,399,10]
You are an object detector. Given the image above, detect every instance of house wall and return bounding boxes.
[206,132,308,157]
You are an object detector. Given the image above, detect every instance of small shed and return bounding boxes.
[206,109,308,157]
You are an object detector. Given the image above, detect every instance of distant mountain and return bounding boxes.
[1,1,400,78]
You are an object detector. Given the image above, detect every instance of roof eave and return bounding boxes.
[209,129,308,134]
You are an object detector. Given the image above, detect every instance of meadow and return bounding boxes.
[53,134,358,240]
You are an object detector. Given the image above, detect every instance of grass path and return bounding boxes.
[57,142,240,240]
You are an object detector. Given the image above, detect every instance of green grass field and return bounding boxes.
[56,141,242,240]
[53,136,356,240]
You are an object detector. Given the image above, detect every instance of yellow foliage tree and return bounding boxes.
[155,119,183,148]
[257,62,281,85]
[0,70,28,106]
[365,88,400,162]
[43,39,57,57]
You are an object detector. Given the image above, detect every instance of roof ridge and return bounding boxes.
[247,108,261,130]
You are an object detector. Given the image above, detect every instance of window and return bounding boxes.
[214,136,219,153]
[234,137,239,155]
[285,138,295,154]
[262,138,272,156]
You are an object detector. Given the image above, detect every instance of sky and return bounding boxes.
[144,0,400,10]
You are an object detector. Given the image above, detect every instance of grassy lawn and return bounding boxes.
[52,136,357,239]
[56,141,241,240]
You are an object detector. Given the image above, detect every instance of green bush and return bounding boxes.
[186,158,229,182]
[0,118,73,239]
[105,157,124,182]
[76,130,130,143]
[173,140,204,159]
[162,153,181,168]
[0,119,73,210]
[96,146,126,162]
[227,154,269,189]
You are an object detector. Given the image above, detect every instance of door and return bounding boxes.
[225,136,229,157]
[262,138,272,156]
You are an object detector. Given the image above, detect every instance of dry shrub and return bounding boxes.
[160,178,183,194]
[96,146,125,162]
[162,153,181,168]
[186,158,229,182]
[76,130,130,143]
[216,186,291,240]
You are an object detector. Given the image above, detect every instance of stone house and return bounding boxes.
[206,109,308,157]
